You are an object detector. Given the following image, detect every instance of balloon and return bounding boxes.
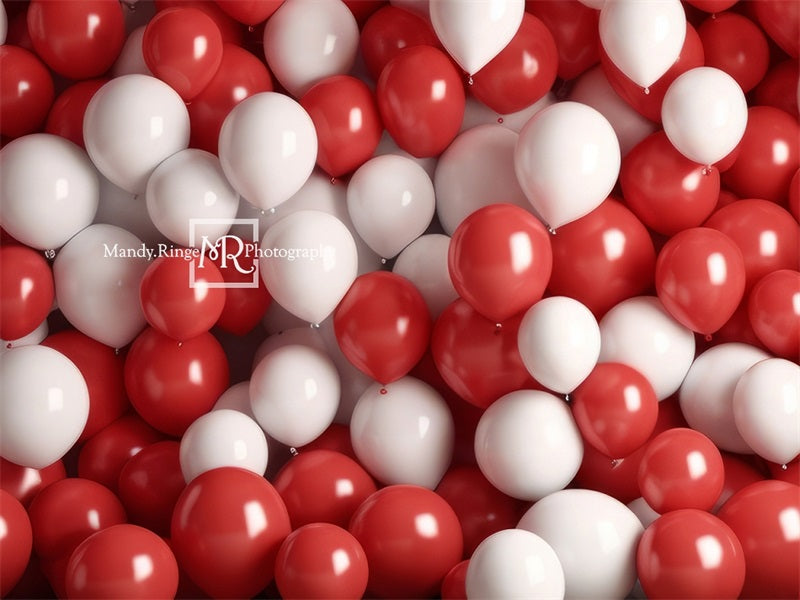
[45,79,107,150]
[214,0,283,25]
[755,59,800,119]
[392,234,459,319]
[459,91,555,134]
[714,452,766,513]
[155,0,245,46]
[0,458,66,508]
[748,269,800,358]
[698,12,769,94]
[93,175,164,248]
[441,560,468,600]
[686,0,737,10]
[0,246,53,341]
[0,45,54,138]
[465,529,565,600]
[376,45,466,158]
[518,488,644,599]
[0,489,33,597]
[515,101,621,229]
[475,390,583,501]
[351,378,453,489]
[752,0,799,58]
[637,509,745,599]
[112,26,152,78]
[599,0,686,89]
[349,485,463,598]
[0,134,99,251]
[214,251,271,336]
[170,467,291,599]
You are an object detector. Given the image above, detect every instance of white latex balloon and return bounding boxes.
[599,0,686,88]
[250,344,340,447]
[111,26,152,77]
[1,319,49,352]
[599,296,695,400]
[514,101,621,230]
[146,149,240,247]
[263,0,359,97]
[253,327,328,371]
[0,345,89,468]
[213,381,257,419]
[627,497,660,529]
[460,93,556,135]
[466,529,566,600]
[733,358,800,465]
[518,489,644,600]
[430,0,525,76]
[260,210,358,325]
[83,74,190,194]
[475,390,583,501]
[0,134,99,250]
[347,154,435,259]
[0,1,7,45]
[662,67,748,166]
[53,224,149,349]
[392,234,458,318]
[679,343,770,453]
[93,175,163,248]
[219,92,317,212]
[350,377,454,489]
[518,297,601,394]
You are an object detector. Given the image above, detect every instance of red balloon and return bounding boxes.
[698,12,769,93]
[44,79,107,150]
[342,0,386,28]
[686,0,738,11]
[637,509,746,599]
[712,299,769,350]
[470,13,558,115]
[638,428,725,513]
[718,480,800,598]
[790,168,800,222]
[171,467,291,599]
[334,271,431,384]
[376,45,465,158]
[0,458,66,508]
[0,490,33,597]
[272,450,377,529]
[0,45,54,138]
[65,524,179,599]
[212,253,271,336]
[124,327,230,436]
[300,75,383,177]
[214,0,284,26]
[441,559,469,600]
[449,203,552,323]
[715,452,766,511]
[0,245,54,340]
[27,0,125,79]
[748,269,800,358]
[753,0,799,58]
[349,485,463,598]
[754,60,799,119]
[766,457,799,483]
[298,423,356,460]
[155,0,244,45]
[275,523,369,600]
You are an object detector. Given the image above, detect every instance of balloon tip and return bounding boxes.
[380,258,387,265]
[610,458,620,467]
[310,322,320,329]
[564,393,570,403]
[289,447,299,456]
[701,166,713,176]
[330,177,337,185]
[177,341,183,348]
[643,87,650,95]
[781,463,788,471]
[379,387,388,395]
[269,207,276,214]
[248,25,254,32]
[704,333,713,342]
[547,226,557,235]
[44,249,56,260]
[467,76,474,86]
[497,117,504,124]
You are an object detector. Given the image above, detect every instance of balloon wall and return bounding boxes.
[0,0,798,598]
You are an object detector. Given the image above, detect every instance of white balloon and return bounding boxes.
[430,0,525,76]
[0,345,89,468]
[661,67,748,166]
[733,358,800,465]
[392,234,458,319]
[263,0,359,97]
[146,148,240,247]
[347,154,435,259]
[373,131,438,181]
[679,343,770,453]
[466,529,566,600]
[350,376,454,489]
[250,344,340,447]
[475,390,583,501]
[54,224,149,349]
[93,175,163,248]
[578,0,605,8]
[599,0,686,88]
[0,134,99,250]
[0,0,7,45]
[460,93,556,135]
[111,26,152,77]
[1,319,49,352]
[514,101,621,230]
[253,327,328,371]
[518,297,601,394]
[84,75,190,194]
[260,210,357,325]
[627,497,660,529]
[213,381,258,419]
[599,296,695,400]
[518,489,644,600]
[219,92,317,212]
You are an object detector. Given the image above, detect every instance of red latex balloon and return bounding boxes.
[723,106,800,204]
[65,524,179,599]
[748,269,800,358]
[349,485,463,598]
[571,362,659,459]
[686,0,738,11]
[712,300,769,350]
[0,490,33,597]
[766,457,799,483]
[124,327,230,436]
[275,523,369,600]
[0,458,66,508]
[754,60,799,119]
[27,0,125,79]
[334,271,431,384]
[714,452,766,511]
[0,245,54,340]
[213,253,271,336]
[42,330,129,443]
[44,79,107,150]
[214,0,284,26]
[170,467,291,599]
[272,450,377,529]
[470,13,558,115]
[638,428,725,513]
[637,509,746,599]
[718,480,800,598]
[548,198,656,318]
[441,560,469,600]
[790,168,800,221]
[698,12,769,93]
[376,45,465,158]
[342,0,385,28]
[155,0,244,45]
[0,45,54,138]
[298,423,356,461]
[753,0,799,58]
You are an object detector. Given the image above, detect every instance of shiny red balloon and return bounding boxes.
[698,12,769,93]
[214,0,284,26]
[44,79,107,150]
[349,485,463,598]
[748,269,800,358]
[342,0,385,28]
[155,0,244,45]
[298,423,356,460]
[790,168,800,222]
[0,45,54,138]
[755,60,799,119]
[753,0,799,58]
[637,509,745,599]
[376,45,465,158]
[441,559,469,600]
[170,467,291,599]
[275,523,368,600]
[686,0,738,11]
[0,458,66,508]
[213,252,271,335]
[0,490,33,597]
[0,245,54,340]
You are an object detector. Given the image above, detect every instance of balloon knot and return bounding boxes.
[177,341,183,348]
[701,166,713,176]
[380,258,387,265]
[269,207,276,214]
[643,87,650,95]
[248,25,255,32]
[310,322,320,329]
[781,463,788,471]
[497,117,504,124]
[289,447,299,457]
[564,393,570,403]
[467,75,474,86]
[5,343,12,349]
[704,333,713,342]
[330,177,337,185]
[610,458,620,467]
[379,388,388,395]
[44,249,55,259]
[547,226,557,235]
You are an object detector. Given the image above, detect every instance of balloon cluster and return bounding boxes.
[1,0,799,599]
